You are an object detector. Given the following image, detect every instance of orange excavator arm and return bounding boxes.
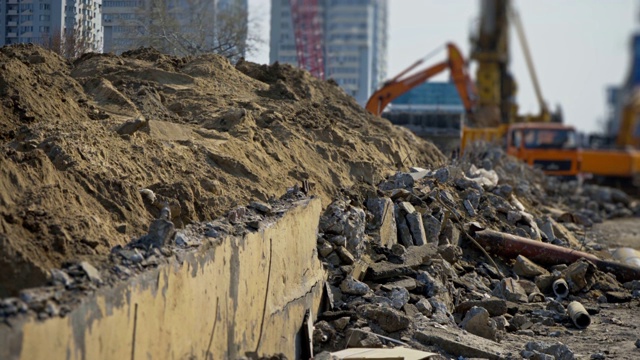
[365,43,475,116]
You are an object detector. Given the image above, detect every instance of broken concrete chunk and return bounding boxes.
[379,172,415,191]
[380,277,416,291]
[438,220,460,246]
[147,218,176,248]
[249,201,272,214]
[416,271,447,298]
[511,314,533,330]
[333,316,350,331]
[402,303,420,318]
[455,298,507,317]
[325,252,341,266]
[523,341,575,360]
[466,165,499,189]
[317,241,334,258]
[422,214,441,244]
[340,276,370,295]
[358,304,411,333]
[351,259,369,281]
[395,204,414,248]
[434,167,450,183]
[561,259,595,294]
[406,212,427,246]
[117,248,145,264]
[438,244,462,264]
[429,298,455,325]
[459,306,498,341]
[507,211,523,224]
[416,325,504,360]
[463,199,477,217]
[493,315,508,331]
[345,328,383,348]
[409,170,430,181]
[539,217,555,242]
[389,287,410,309]
[492,278,528,303]
[513,255,549,278]
[319,200,366,256]
[415,298,433,316]
[327,235,347,247]
[365,197,397,248]
[50,269,73,287]
[335,246,355,265]
[80,261,102,285]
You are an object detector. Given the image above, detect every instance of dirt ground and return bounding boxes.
[591,218,640,249]
[543,219,640,360]
[0,45,445,296]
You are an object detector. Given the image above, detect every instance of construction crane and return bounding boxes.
[289,0,325,79]
[470,0,515,126]
[470,0,559,126]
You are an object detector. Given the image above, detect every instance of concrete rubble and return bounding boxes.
[1,44,640,359]
[312,146,640,359]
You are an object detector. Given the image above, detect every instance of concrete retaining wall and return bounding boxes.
[0,198,325,360]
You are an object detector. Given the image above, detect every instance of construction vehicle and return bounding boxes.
[364,42,581,177]
[365,43,475,117]
[577,34,640,186]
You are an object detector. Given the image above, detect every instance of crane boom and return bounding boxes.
[510,7,546,114]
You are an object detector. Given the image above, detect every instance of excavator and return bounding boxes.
[363,39,581,177]
[365,43,475,118]
[365,0,581,177]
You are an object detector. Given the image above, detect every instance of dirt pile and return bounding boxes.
[0,44,444,296]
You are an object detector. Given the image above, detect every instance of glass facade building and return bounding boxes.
[270,0,387,106]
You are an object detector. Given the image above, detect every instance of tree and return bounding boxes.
[132,0,261,62]
[42,25,96,59]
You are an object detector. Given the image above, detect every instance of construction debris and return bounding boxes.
[0,45,639,359]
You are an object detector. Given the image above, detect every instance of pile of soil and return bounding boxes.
[0,44,445,296]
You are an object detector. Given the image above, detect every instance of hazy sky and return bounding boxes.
[246,0,638,133]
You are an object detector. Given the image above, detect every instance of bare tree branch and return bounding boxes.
[130,0,261,62]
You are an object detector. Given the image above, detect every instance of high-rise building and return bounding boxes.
[103,0,248,57]
[102,0,143,53]
[65,0,103,53]
[270,0,388,106]
[0,0,102,52]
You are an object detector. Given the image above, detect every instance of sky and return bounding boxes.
[246,0,638,133]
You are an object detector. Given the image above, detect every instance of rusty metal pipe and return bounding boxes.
[473,229,640,282]
[567,301,591,329]
[552,278,569,299]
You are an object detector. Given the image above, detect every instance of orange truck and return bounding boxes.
[462,123,640,184]
[460,123,581,177]
[365,42,639,185]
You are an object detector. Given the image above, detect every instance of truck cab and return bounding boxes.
[505,123,580,177]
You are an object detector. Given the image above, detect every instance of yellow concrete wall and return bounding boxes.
[0,198,325,360]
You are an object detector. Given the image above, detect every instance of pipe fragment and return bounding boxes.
[552,278,569,299]
[612,248,640,269]
[473,229,640,282]
[567,301,591,329]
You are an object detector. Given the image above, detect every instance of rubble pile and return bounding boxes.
[312,147,640,359]
[1,44,640,358]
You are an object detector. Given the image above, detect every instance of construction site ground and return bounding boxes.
[1,45,640,359]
